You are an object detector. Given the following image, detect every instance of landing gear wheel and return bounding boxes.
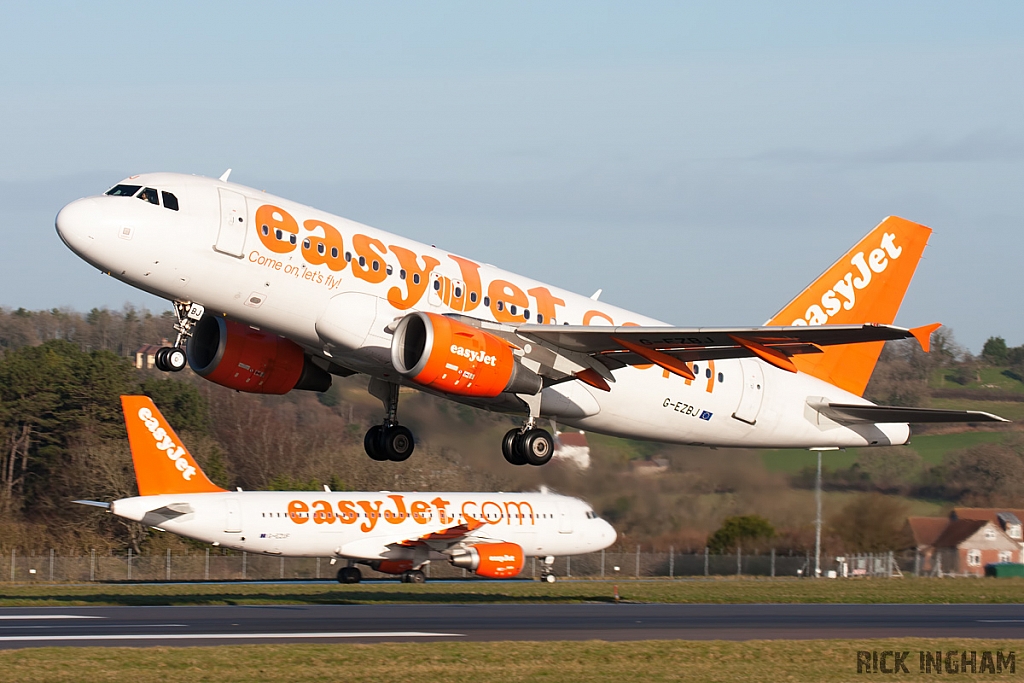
[502,428,528,466]
[154,348,169,371]
[364,426,389,461]
[401,569,426,584]
[381,425,415,462]
[521,428,554,466]
[165,347,187,371]
[544,574,556,583]
[337,566,362,584]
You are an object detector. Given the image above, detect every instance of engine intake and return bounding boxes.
[391,312,541,397]
[186,316,331,394]
[450,542,525,579]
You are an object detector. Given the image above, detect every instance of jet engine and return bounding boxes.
[449,542,525,579]
[391,312,541,397]
[186,316,331,394]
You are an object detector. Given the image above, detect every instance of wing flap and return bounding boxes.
[814,402,1009,424]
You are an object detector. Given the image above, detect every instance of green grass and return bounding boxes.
[931,365,1024,393]
[3,577,1024,606]
[761,449,859,473]
[929,398,1024,422]
[0,639,1021,682]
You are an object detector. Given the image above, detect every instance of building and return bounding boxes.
[907,508,1023,577]
[133,339,170,369]
[553,430,590,469]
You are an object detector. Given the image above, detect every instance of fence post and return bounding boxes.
[316,557,321,580]
[49,549,54,582]
[771,548,775,578]
[10,549,14,582]
[205,549,210,581]
[737,545,742,577]
[914,549,920,577]
[531,556,536,580]
[242,551,247,580]
[280,556,284,580]
[165,548,170,581]
[635,545,640,578]
[127,548,132,581]
[600,549,605,579]
[669,546,674,578]
[704,547,709,577]
[567,556,571,578]
[90,549,96,582]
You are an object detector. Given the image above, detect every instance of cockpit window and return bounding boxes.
[138,187,159,205]
[161,191,179,211]
[106,184,141,197]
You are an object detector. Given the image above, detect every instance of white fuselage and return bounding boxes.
[111,490,616,561]
[56,173,910,449]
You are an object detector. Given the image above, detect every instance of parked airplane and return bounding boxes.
[76,396,615,583]
[56,173,1005,466]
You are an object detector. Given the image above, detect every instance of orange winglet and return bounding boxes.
[612,337,696,380]
[910,323,942,353]
[574,368,611,392]
[728,335,798,373]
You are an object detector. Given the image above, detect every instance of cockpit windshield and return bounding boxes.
[106,184,141,197]
[104,184,179,211]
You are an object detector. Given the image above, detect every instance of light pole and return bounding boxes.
[815,450,822,578]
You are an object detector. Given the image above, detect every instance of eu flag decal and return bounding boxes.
[699,411,713,421]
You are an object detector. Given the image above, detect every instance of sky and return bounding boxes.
[1,1,1022,352]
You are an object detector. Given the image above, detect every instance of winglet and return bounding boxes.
[910,323,942,353]
[120,396,225,496]
[219,168,232,182]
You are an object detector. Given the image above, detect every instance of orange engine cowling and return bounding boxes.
[450,542,525,579]
[186,316,332,394]
[391,312,541,397]
[373,559,414,575]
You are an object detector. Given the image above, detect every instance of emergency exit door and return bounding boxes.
[214,189,248,257]
[732,359,765,425]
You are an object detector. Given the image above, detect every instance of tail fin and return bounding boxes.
[120,395,225,496]
[766,216,932,396]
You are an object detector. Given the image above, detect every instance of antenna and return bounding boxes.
[219,169,232,182]
[590,289,602,301]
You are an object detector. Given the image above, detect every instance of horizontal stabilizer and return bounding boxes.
[72,500,111,509]
[813,402,1009,424]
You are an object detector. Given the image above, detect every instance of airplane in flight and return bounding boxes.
[55,172,1005,466]
[76,396,615,583]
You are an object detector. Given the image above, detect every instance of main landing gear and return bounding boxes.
[364,379,415,462]
[337,565,362,584]
[502,425,554,466]
[154,301,204,372]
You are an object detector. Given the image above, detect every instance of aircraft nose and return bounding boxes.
[55,198,100,256]
[596,519,617,549]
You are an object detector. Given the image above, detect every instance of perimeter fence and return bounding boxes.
[1,548,917,582]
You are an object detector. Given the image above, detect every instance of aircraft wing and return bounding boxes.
[399,518,485,548]
[813,402,1009,424]
[513,322,936,380]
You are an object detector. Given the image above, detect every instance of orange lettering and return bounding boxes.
[488,279,530,323]
[432,497,453,524]
[583,310,614,326]
[356,500,383,532]
[336,500,357,524]
[481,500,503,524]
[622,322,652,369]
[288,499,309,524]
[527,287,565,324]
[351,234,388,284]
[410,500,430,524]
[387,246,439,309]
[384,494,407,524]
[449,255,482,312]
[312,500,334,524]
[255,205,299,254]
[301,219,346,272]
[461,500,480,525]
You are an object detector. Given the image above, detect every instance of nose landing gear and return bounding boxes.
[364,379,416,462]
[154,301,204,373]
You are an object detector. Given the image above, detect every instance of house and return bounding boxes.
[553,431,590,469]
[906,508,1023,576]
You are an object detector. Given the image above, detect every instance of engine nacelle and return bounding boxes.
[391,312,541,397]
[449,542,525,579]
[186,316,331,394]
[372,559,414,575]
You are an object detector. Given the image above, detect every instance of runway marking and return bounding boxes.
[0,615,104,620]
[978,619,1024,623]
[0,632,464,643]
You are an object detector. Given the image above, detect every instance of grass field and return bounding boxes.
[2,577,1024,606]
[932,365,1024,393]
[0,639,1020,682]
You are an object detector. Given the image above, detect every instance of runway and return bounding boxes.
[0,603,1023,647]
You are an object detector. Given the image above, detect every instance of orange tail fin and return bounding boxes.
[766,216,932,396]
[120,395,225,496]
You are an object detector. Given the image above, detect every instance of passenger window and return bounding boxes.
[138,187,159,205]
[106,184,142,197]
[161,191,179,211]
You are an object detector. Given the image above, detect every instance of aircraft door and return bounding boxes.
[555,501,573,534]
[214,189,248,257]
[732,359,765,425]
[225,498,242,533]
